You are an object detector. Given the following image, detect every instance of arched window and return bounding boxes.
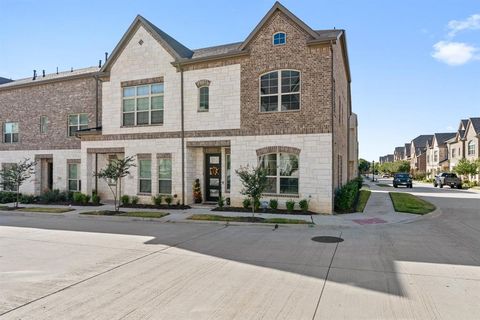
[196,79,211,112]
[273,32,286,45]
[258,152,299,194]
[260,70,300,112]
[468,140,476,156]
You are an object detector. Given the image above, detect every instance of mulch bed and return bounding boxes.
[34,201,103,206]
[212,206,316,215]
[121,203,191,210]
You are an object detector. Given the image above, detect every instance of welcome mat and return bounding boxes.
[352,217,387,225]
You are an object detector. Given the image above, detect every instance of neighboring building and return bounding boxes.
[463,118,480,181]
[410,135,433,173]
[405,143,411,160]
[379,154,394,164]
[394,146,405,161]
[426,132,456,176]
[0,77,13,85]
[0,68,100,194]
[64,2,354,214]
[447,119,469,171]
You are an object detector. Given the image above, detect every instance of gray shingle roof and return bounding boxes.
[470,118,480,134]
[412,135,433,154]
[404,143,411,156]
[192,42,243,59]
[434,132,457,145]
[314,30,343,40]
[461,119,469,129]
[0,77,12,85]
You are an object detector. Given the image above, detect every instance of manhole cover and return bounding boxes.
[311,236,344,243]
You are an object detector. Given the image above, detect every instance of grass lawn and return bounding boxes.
[355,190,372,212]
[188,214,309,224]
[16,207,74,213]
[389,192,436,215]
[80,210,169,218]
[376,183,392,187]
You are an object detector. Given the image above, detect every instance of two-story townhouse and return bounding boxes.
[447,119,469,171]
[404,143,411,161]
[379,154,394,164]
[463,118,480,181]
[394,146,405,161]
[78,2,357,214]
[426,132,456,176]
[0,68,100,194]
[410,135,433,173]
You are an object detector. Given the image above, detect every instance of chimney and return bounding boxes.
[71,67,73,72]
[56,67,59,74]
[105,52,108,62]
[42,70,45,77]
[32,70,37,80]
[98,59,102,68]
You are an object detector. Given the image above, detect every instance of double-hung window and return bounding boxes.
[260,70,300,112]
[158,158,172,194]
[68,163,81,191]
[4,122,18,143]
[468,140,476,156]
[139,159,152,194]
[123,83,164,126]
[68,114,88,136]
[199,86,209,111]
[259,152,299,194]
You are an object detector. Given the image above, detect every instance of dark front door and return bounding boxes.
[47,161,53,190]
[205,153,221,202]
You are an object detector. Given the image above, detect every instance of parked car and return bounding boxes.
[393,173,412,188]
[434,173,462,189]
[382,174,391,178]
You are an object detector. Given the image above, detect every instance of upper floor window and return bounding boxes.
[434,151,438,162]
[68,114,88,136]
[259,152,299,194]
[123,83,164,126]
[451,148,456,158]
[468,140,476,156]
[40,116,48,133]
[199,87,209,112]
[260,70,300,112]
[4,122,18,143]
[273,32,286,45]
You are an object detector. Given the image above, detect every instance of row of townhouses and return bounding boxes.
[0,2,359,214]
[382,117,480,180]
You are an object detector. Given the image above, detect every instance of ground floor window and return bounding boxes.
[225,153,231,192]
[139,159,152,193]
[1,163,17,191]
[258,153,299,194]
[158,158,172,194]
[68,163,81,191]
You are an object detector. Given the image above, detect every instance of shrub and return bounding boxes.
[242,198,251,209]
[92,194,101,205]
[152,195,162,206]
[165,195,173,206]
[84,195,91,204]
[73,192,86,204]
[0,191,18,204]
[19,194,37,204]
[40,189,68,203]
[269,199,278,210]
[299,199,309,212]
[286,200,296,212]
[217,197,225,209]
[120,195,130,205]
[254,198,261,211]
[131,196,139,205]
[334,179,361,213]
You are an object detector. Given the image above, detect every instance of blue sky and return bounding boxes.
[0,0,479,161]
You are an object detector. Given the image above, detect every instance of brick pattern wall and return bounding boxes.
[0,77,98,151]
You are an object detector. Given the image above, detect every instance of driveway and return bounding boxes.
[1,184,480,319]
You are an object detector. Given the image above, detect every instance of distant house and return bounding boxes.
[426,132,456,176]
[463,118,480,181]
[394,146,405,161]
[379,154,394,164]
[404,143,411,160]
[446,119,468,172]
[410,135,433,173]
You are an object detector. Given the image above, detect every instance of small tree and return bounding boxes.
[96,155,136,212]
[0,158,36,208]
[454,158,478,180]
[235,165,267,217]
[358,159,370,174]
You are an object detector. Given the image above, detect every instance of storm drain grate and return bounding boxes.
[311,236,344,243]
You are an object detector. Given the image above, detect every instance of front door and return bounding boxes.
[47,161,53,191]
[205,153,221,202]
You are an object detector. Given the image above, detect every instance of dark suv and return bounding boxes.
[393,173,413,188]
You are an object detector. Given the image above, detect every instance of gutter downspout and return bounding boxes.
[93,74,102,194]
[179,65,186,206]
[330,40,335,214]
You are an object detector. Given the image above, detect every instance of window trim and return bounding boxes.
[258,69,301,113]
[198,85,209,112]
[40,115,48,134]
[3,122,19,144]
[158,157,172,195]
[121,83,164,127]
[67,163,81,192]
[468,140,476,156]
[258,152,299,196]
[272,32,287,46]
[138,158,152,195]
[68,113,88,137]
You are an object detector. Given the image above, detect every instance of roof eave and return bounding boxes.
[172,50,250,68]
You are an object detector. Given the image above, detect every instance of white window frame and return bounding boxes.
[122,83,164,127]
[259,152,299,195]
[259,69,301,113]
[68,114,88,137]
[272,32,286,46]
[158,158,172,195]
[68,163,81,192]
[138,159,152,194]
[468,140,476,156]
[4,122,19,143]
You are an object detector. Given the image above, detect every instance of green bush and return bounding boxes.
[286,200,295,212]
[254,198,261,211]
[19,194,37,204]
[92,194,101,205]
[269,199,278,210]
[84,195,91,204]
[0,191,18,204]
[165,195,173,206]
[121,195,130,205]
[242,198,251,209]
[131,196,139,205]
[40,189,68,203]
[217,197,225,209]
[334,179,361,213]
[152,195,162,206]
[299,199,309,212]
[73,192,86,204]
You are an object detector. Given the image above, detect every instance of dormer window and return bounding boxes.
[273,32,286,45]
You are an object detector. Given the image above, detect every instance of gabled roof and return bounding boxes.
[0,77,12,85]
[411,135,433,155]
[469,118,480,134]
[434,132,457,146]
[394,146,405,154]
[460,119,469,130]
[404,143,411,157]
[101,15,194,72]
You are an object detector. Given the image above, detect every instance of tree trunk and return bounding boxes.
[251,197,255,218]
[118,178,122,212]
[15,182,19,208]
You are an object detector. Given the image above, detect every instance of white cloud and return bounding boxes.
[432,41,478,65]
[447,14,480,37]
